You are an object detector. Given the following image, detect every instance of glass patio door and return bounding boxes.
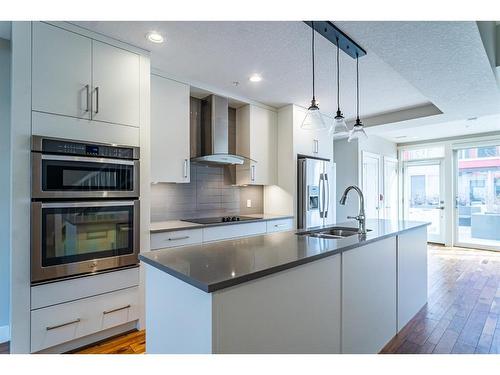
[455,145,500,251]
[403,160,445,243]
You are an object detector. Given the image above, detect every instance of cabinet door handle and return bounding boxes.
[94,86,99,114]
[46,318,81,331]
[313,139,319,154]
[184,159,189,178]
[167,235,190,241]
[251,165,256,182]
[103,304,131,315]
[84,84,90,112]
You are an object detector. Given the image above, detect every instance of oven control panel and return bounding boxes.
[37,138,138,160]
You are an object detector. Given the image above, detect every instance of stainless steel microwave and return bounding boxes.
[31,136,140,199]
[31,200,140,283]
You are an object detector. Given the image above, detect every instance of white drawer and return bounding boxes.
[151,228,203,250]
[31,286,139,353]
[203,221,267,242]
[266,218,294,233]
[31,267,139,310]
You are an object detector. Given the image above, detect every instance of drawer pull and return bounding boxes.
[103,304,131,315]
[46,318,81,331]
[274,224,288,228]
[167,235,190,241]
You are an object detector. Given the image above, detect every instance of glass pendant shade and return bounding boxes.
[333,110,348,134]
[301,99,327,130]
[348,119,368,142]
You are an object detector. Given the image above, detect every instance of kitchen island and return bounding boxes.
[140,219,429,354]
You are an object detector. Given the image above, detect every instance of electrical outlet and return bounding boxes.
[246,199,252,208]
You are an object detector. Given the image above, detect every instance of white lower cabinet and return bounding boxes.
[31,267,139,310]
[342,237,397,353]
[397,227,428,331]
[150,228,203,250]
[203,221,267,242]
[266,218,293,233]
[31,286,139,353]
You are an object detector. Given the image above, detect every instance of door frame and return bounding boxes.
[402,158,445,244]
[383,156,399,222]
[361,151,382,220]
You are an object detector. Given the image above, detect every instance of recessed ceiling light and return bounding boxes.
[146,32,164,44]
[249,74,262,83]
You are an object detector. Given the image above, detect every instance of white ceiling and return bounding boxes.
[66,21,500,142]
[74,21,430,120]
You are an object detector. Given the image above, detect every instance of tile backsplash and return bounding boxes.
[151,164,263,222]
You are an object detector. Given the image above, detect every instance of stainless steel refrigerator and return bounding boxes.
[298,157,336,229]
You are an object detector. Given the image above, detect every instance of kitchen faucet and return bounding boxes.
[339,185,367,234]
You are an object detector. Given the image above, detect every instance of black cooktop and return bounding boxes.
[182,216,262,225]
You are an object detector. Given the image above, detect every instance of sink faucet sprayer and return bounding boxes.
[339,185,367,234]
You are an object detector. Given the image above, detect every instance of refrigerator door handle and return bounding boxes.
[319,173,324,218]
[324,173,330,218]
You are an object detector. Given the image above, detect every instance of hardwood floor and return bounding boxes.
[73,330,145,354]
[382,244,500,354]
[3,245,500,354]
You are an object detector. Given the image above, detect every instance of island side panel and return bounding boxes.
[397,226,428,331]
[211,254,341,354]
[144,264,212,354]
[342,237,397,354]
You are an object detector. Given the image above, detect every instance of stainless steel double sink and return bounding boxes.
[298,226,372,239]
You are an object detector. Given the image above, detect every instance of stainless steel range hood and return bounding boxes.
[191,95,246,165]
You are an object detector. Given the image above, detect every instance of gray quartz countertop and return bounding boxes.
[140,219,429,293]
[150,214,294,233]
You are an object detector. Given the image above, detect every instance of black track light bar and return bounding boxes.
[303,21,366,59]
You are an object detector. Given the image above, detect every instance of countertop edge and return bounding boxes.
[140,221,430,293]
[150,215,294,233]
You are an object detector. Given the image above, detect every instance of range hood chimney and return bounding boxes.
[191,95,246,165]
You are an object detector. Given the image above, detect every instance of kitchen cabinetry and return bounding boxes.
[397,226,427,331]
[92,41,140,127]
[150,228,203,250]
[32,22,92,120]
[31,286,139,352]
[236,105,277,185]
[150,218,293,250]
[342,237,397,353]
[32,22,140,128]
[151,74,190,183]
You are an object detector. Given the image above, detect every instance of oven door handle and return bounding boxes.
[41,154,136,165]
[40,201,137,209]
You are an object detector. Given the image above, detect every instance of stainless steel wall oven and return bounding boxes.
[31,136,140,284]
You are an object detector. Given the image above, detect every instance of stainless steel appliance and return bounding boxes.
[297,157,335,229]
[31,136,140,283]
[182,216,262,224]
[31,200,140,283]
[32,136,140,199]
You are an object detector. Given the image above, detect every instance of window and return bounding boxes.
[477,146,498,158]
[401,146,445,161]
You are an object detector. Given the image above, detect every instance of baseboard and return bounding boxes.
[0,325,10,343]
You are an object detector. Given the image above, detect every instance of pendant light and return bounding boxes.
[301,21,326,130]
[348,53,368,142]
[333,37,348,135]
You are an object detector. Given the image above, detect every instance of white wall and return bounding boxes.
[0,37,11,342]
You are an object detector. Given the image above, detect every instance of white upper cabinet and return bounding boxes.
[32,22,92,119]
[236,105,277,185]
[32,22,140,128]
[293,106,332,160]
[151,74,190,183]
[92,41,140,127]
